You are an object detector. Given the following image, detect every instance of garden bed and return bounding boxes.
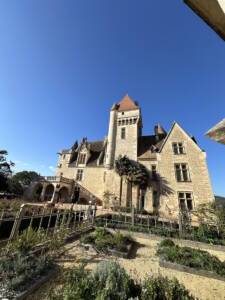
[80,227,134,258]
[157,239,225,281]
[49,261,195,300]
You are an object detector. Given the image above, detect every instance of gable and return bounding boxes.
[159,122,202,153]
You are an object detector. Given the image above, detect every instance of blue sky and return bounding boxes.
[0,1,224,196]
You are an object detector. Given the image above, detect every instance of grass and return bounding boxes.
[157,239,225,277]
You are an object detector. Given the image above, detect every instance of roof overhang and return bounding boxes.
[184,0,225,41]
[205,118,225,145]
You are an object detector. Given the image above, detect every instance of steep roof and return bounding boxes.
[118,94,139,112]
[88,140,104,152]
[138,135,166,159]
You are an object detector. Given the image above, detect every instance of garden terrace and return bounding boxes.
[24,231,225,300]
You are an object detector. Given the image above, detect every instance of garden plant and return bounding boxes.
[157,239,225,277]
[49,261,195,300]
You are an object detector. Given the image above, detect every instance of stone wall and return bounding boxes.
[158,123,214,219]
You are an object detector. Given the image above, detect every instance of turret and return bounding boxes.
[105,103,118,168]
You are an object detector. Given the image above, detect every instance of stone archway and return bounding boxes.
[32,183,43,202]
[45,184,54,201]
[58,186,70,203]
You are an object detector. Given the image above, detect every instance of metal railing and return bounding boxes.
[0,203,97,247]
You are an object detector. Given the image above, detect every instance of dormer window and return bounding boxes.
[79,154,86,164]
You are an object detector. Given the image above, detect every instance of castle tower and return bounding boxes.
[105,103,118,168]
[105,94,142,168]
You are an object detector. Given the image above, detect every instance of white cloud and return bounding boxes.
[49,165,56,173]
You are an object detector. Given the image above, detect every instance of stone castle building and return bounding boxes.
[40,94,214,220]
[30,95,214,220]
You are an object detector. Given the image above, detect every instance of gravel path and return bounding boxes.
[27,235,225,300]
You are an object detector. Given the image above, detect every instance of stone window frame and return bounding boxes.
[78,153,86,165]
[76,169,83,181]
[121,127,126,139]
[172,142,185,155]
[174,163,191,182]
[178,191,194,211]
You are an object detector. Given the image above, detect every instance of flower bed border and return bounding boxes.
[159,258,225,282]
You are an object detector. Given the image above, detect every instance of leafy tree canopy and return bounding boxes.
[0,150,14,177]
[115,155,149,188]
[0,150,14,192]
[12,171,41,187]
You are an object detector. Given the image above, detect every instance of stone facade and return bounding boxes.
[52,94,214,220]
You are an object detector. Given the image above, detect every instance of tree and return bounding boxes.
[115,155,131,206]
[115,155,149,207]
[193,201,225,237]
[12,171,41,187]
[0,150,14,192]
[7,178,24,196]
[125,159,149,208]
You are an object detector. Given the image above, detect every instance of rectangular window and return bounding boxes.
[63,154,66,159]
[151,165,157,180]
[76,169,83,181]
[79,154,86,164]
[58,163,62,168]
[173,142,185,154]
[175,163,190,182]
[178,192,193,211]
[121,127,126,139]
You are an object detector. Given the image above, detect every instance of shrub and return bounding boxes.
[141,276,195,300]
[159,239,175,248]
[91,261,139,300]
[80,234,95,244]
[157,239,225,277]
[49,261,195,300]
[5,227,47,254]
[0,252,52,292]
[81,228,133,253]
[49,264,95,300]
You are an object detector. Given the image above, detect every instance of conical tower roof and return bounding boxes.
[118,94,139,112]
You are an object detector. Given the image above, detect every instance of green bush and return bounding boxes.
[80,234,95,245]
[5,227,47,254]
[49,261,195,300]
[81,228,133,253]
[141,275,195,300]
[91,261,139,300]
[159,239,175,248]
[157,240,225,277]
[0,252,52,292]
[49,264,94,300]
